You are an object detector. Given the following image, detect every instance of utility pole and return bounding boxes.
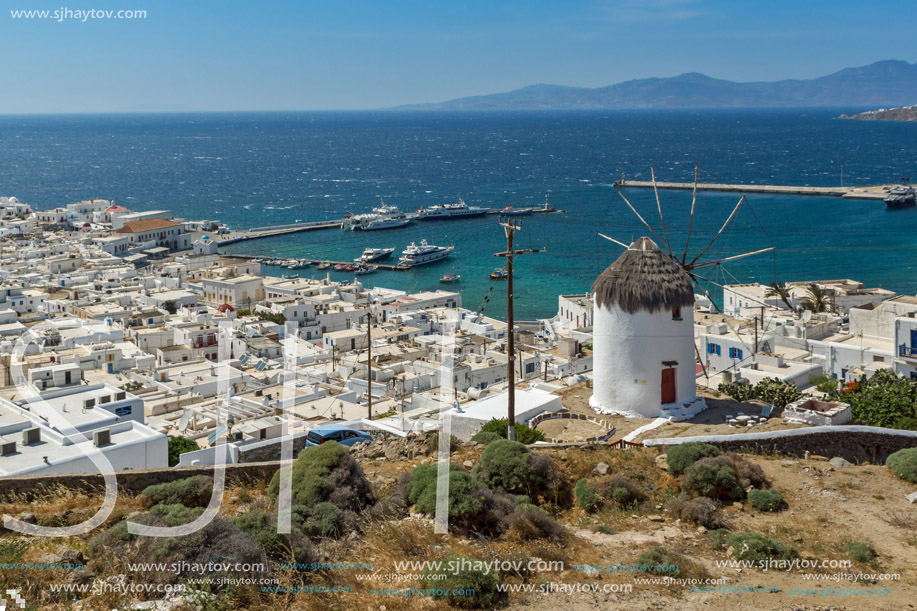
[495,218,543,441]
[365,305,373,420]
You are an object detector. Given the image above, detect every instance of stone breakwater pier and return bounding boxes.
[614,180,895,200]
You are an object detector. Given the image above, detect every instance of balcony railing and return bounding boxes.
[899,344,917,359]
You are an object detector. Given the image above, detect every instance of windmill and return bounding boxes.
[598,164,775,378]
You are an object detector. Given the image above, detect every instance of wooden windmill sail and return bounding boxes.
[599,163,775,377]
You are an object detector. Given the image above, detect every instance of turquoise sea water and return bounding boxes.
[1,109,916,318]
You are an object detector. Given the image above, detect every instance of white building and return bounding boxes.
[0,385,165,476]
[202,275,264,308]
[590,237,705,419]
[444,386,561,440]
[115,218,190,252]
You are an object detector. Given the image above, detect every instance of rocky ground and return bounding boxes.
[0,434,915,611]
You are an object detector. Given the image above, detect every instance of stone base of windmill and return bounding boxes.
[589,395,708,421]
[660,396,708,422]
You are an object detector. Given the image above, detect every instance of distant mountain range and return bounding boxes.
[393,60,917,110]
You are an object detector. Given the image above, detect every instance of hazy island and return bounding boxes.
[840,105,917,121]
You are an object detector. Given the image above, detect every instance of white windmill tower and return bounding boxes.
[591,165,774,419]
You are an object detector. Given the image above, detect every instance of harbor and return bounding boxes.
[614,179,895,200]
[211,199,562,245]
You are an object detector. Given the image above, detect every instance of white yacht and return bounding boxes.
[341,203,414,231]
[397,240,453,267]
[417,197,489,220]
[355,247,395,263]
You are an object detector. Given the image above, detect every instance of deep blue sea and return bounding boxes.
[2,109,916,319]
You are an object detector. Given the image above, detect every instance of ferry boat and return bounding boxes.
[500,205,533,216]
[417,197,488,220]
[397,240,453,267]
[885,181,916,209]
[341,203,414,231]
[490,267,508,280]
[355,247,395,263]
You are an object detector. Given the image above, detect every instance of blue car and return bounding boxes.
[305,425,372,447]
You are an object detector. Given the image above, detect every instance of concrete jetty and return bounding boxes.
[213,220,342,245]
[614,180,893,201]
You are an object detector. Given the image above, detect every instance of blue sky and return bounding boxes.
[3,0,915,113]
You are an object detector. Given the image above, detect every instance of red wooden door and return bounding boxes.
[661,368,676,403]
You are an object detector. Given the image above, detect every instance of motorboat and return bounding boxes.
[397,239,453,267]
[355,247,395,263]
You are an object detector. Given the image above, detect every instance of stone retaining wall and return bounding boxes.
[643,425,917,463]
[0,462,280,501]
[529,411,615,443]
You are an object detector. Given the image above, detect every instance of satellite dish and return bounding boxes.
[802,310,813,323]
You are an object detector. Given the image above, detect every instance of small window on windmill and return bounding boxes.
[93,429,111,447]
[22,427,41,445]
[672,306,682,321]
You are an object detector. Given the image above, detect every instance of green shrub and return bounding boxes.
[683,455,768,501]
[886,448,917,484]
[665,494,724,529]
[478,418,545,445]
[301,502,343,537]
[231,509,316,565]
[684,460,743,501]
[409,463,483,518]
[142,476,213,508]
[612,486,632,505]
[723,532,798,564]
[594,525,614,535]
[471,439,557,498]
[166,436,200,467]
[636,547,705,579]
[575,478,599,512]
[268,441,373,512]
[407,463,514,535]
[89,511,269,587]
[420,555,502,609]
[429,432,461,452]
[470,431,504,446]
[148,503,205,525]
[844,541,878,564]
[666,442,721,475]
[505,506,565,542]
[748,489,786,512]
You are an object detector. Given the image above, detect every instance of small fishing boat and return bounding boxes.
[440,270,461,283]
[354,265,378,275]
[490,267,508,280]
[316,262,331,270]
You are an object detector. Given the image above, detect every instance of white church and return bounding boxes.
[590,237,707,420]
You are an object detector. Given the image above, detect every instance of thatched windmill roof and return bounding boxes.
[592,237,695,314]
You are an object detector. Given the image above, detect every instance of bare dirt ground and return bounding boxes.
[506,455,917,611]
[555,383,809,443]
